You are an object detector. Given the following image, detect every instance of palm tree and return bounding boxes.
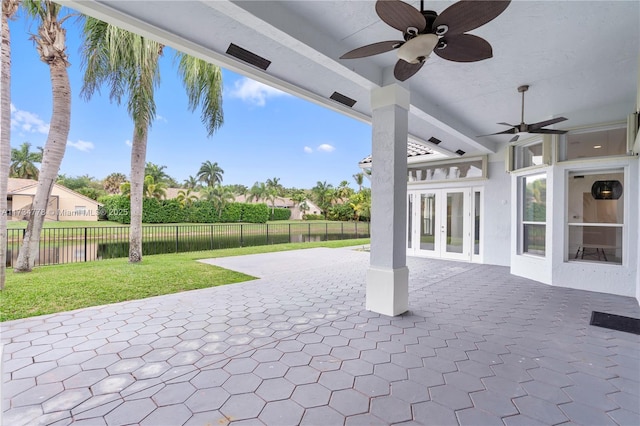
[15,1,73,272]
[1,0,21,289]
[311,180,335,219]
[9,142,42,179]
[81,18,224,263]
[144,175,167,200]
[197,160,224,187]
[201,184,234,217]
[248,181,267,203]
[353,172,364,192]
[336,180,353,202]
[265,177,283,196]
[144,162,170,184]
[176,188,198,207]
[183,175,199,189]
[103,172,127,194]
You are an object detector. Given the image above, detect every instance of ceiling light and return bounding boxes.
[593,145,602,149]
[397,34,438,64]
[591,180,623,200]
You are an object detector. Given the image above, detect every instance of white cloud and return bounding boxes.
[125,140,132,147]
[67,140,95,152]
[304,146,313,154]
[155,114,167,123]
[228,77,289,106]
[317,143,335,153]
[10,103,49,134]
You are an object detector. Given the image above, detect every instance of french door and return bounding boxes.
[408,188,480,261]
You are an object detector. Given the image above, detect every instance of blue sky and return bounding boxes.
[8,9,372,190]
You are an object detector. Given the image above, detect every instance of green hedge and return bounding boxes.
[270,208,291,221]
[303,214,324,221]
[100,196,270,224]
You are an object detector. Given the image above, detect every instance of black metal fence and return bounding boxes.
[6,222,370,267]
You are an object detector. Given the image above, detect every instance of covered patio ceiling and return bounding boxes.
[64,0,639,159]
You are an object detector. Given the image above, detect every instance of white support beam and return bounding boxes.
[366,84,410,316]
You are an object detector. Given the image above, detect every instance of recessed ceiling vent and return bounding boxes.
[329,91,356,108]
[428,136,441,145]
[226,43,271,70]
[456,149,466,156]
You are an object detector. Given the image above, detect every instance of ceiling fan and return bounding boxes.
[340,0,511,81]
[481,85,568,142]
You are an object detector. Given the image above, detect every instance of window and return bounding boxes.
[521,173,546,256]
[408,157,486,183]
[559,124,627,161]
[75,206,87,216]
[568,170,624,264]
[507,137,551,171]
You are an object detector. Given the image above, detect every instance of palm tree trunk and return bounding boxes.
[1,1,19,288]
[15,60,71,272]
[128,120,148,263]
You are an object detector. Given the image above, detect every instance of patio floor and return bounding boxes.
[2,247,639,425]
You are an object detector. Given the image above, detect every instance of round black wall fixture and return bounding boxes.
[591,180,623,200]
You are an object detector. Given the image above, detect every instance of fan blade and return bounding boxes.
[433,0,511,36]
[340,41,403,59]
[394,59,424,81]
[529,128,568,135]
[375,0,426,33]
[498,122,518,127]
[434,34,492,62]
[478,127,517,137]
[528,117,568,131]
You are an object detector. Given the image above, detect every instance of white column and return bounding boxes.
[366,84,409,316]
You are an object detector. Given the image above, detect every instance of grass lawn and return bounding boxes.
[1,238,370,322]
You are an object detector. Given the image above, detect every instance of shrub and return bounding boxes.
[328,204,354,221]
[188,200,217,223]
[101,195,131,224]
[220,202,243,223]
[303,214,324,221]
[242,203,269,223]
[270,208,291,221]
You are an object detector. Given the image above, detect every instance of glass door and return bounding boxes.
[408,188,474,261]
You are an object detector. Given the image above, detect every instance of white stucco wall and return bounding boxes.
[482,157,512,267]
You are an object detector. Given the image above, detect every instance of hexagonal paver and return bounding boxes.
[429,384,473,410]
[291,383,331,408]
[259,399,305,426]
[512,395,569,424]
[140,404,192,426]
[354,374,390,397]
[190,368,230,388]
[256,377,295,402]
[42,388,91,413]
[300,406,345,426]
[64,369,109,389]
[254,361,289,379]
[443,371,486,393]
[284,366,321,385]
[133,362,171,380]
[220,394,265,421]
[91,374,135,395]
[281,351,312,367]
[251,348,283,362]
[391,380,430,403]
[167,351,203,367]
[413,400,458,424]
[470,390,519,417]
[152,382,196,406]
[185,387,230,413]
[373,362,408,381]
[12,382,63,408]
[104,398,155,425]
[370,395,413,424]
[36,365,82,385]
[107,358,146,375]
[221,358,258,375]
[329,389,370,416]
[319,370,355,391]
[222,373,262,394]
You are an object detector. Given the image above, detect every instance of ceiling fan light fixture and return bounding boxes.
[397,33,438,64]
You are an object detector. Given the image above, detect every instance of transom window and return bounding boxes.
[559,124,627,161]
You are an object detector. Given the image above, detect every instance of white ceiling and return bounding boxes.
[63,0,639,158]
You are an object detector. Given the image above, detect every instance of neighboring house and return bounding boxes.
[233,194,322,220]
[7,178,102,222]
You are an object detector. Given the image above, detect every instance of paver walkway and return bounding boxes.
[2,247,639,425]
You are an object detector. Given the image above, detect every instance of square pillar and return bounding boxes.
[366,84,410,316]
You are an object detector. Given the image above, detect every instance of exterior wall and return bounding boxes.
[551,157,638,298]
[509,149,638,297]
[483,155,511,267]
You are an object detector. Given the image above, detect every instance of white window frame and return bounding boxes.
[519,172,547,257]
